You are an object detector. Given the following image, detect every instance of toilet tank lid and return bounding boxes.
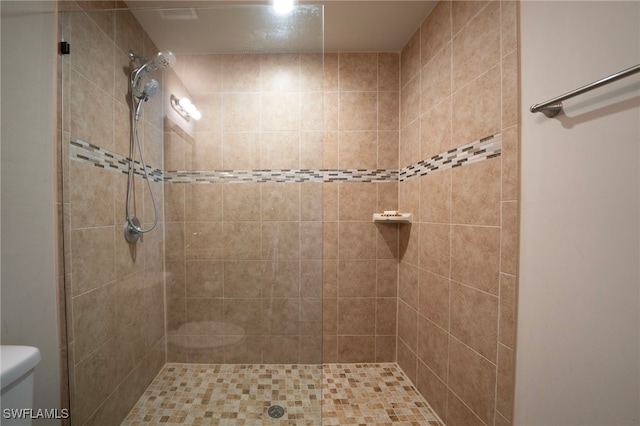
[0,346,41,390]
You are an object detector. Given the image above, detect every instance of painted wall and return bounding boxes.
[0,1,62,423]
[517,1,640,424]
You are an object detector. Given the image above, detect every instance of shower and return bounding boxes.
[123,50,176,243]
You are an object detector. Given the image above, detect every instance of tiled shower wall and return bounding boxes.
[59,4,166,425]
[396,1,519,425]
[161,52,401,365]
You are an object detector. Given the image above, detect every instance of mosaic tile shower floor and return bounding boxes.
[122,363,444,425]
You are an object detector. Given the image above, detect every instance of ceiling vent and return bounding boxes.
[158,8,198,20]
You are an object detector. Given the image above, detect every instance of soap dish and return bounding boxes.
[373,211,412,223]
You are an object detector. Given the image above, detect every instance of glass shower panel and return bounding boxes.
[60,4,323,424]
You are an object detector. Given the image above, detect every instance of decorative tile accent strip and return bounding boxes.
[163,168,398,184]
[70,133,501,185]
[69,139,164,183]
[399,132,502,181]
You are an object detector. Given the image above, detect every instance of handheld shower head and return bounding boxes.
[142,78,160,100]
[135,78,159,121]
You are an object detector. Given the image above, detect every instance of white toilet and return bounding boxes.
[0,346,41,426]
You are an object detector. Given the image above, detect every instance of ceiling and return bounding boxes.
[125,1,437,53]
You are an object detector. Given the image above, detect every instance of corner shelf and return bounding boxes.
[373,211,412,223]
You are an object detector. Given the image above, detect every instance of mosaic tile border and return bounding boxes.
[69,139,164,182]
[70,132,501,185]
[400,133,502,181]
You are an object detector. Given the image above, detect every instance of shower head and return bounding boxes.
[149,51,176,71]
[130,50,175,95]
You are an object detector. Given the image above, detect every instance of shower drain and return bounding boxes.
[267,404,285,419]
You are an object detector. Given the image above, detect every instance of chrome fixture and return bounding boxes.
[124,50,176,244]
[530,63,640,118]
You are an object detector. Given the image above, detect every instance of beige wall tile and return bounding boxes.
[70,70,113,150]
[376,222,399,259]
[261,92,300,131]
[261,53,299,92]
[450,281,499,362]
[260,183,299,221]
[378,91,400,131]
[340,91,378,131]
[339,131,378,169]
[419,270,450,330]
[192,93,222,132]
[222,92,260,131]
[400,117,421,167]
[452,1,500,91]
[222,131,260,170]
[397,339,417,383]
[501,1,518,56]
[421,42,452,113]
[261,222,299,260]
[185,184,223,222]
[451,225,500,295]
[338,183,377,221]
[419,222,451,277]
[71,227,115,296]
[338,259,376,297]
[419,170,451,224]
[339,53,377,92]
[398,300,418,351]
[222,54,260,92]
[339,221,377,259]
[452,158,501,226]
[300,92,324,131]
[399,262,420,309]
[401,29,421,87]
[497,344,515,421]
[375,335,396,362]
[501,201,519,275]
[452,1,489,36]
[180,54,222,94]
[185,221,224,260]
[501,125,519,201]
[378,131,400,169]
[401,75,421,128]
[300,260,323,298]
[185,298,223,334]
[448,337,496,424]
[72,283,117,362]
[300,53,324,92]
[185,260,224,298]
[338,297,376,335]
[324,53,339,92]
[70,161,114,228]
[502,50,519,128]
[421,98,452,160]
[376,259,398,297]
[446,390,486,426]
[378,53,400,91]
[376,298,397,335]
[261,131,300,169]
[417,361,448,422]
[262,260,300,298]
[451,65,501,147]
[499,273,517,348]
[420,0,451,67]
[338,335,375,363]
[417,315,449,381]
